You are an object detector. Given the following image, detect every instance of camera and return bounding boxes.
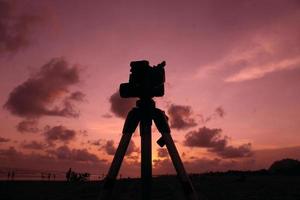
[119,60,166,98]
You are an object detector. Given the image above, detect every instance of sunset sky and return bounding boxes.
[0,0,300,178]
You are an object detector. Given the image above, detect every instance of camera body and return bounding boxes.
[120,60,166,98]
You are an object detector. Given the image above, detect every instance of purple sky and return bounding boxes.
[0,0,300,177]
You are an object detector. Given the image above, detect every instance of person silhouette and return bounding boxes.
[66,168,72,181]
[11,171,15,180]
[7,171,10,181]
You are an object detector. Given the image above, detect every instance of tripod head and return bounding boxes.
[119,60,168,147]
[119,60,166,99]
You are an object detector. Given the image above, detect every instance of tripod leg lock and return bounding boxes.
[153,108,170,147]
[157,137,166,147]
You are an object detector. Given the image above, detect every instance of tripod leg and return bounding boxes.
[99,108,140,200]
[153,109,198,200]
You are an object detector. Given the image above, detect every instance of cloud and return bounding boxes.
[109,91,136,118]
[184,158,248,173]
[153,157,254,175]
[102,140,116,155]
[101,139,139,156]
[78,130,88,137]
[0,137,10,143]
[153,159,174,174]
[48,145,99,162]
[88,139,103,146]
[211,143,252,159]
[16,120,39,133]
[0,146,107,175]
[153,158,221,174]
[21,140,46,150]
[102,113,113,118]
[66,91,85,102]
[184,127,226,148]
[199,106,226,124]
[4,58,83,118]
[195,5,300,82]
[167,104,197,130]
[184,127,252,159]
[225,57,300,82]
[215,106,225,118]
[44,125,76,145]
[126,140,139,156]
[178,148,300,174]
[0,146,100,165]
[0,146,20,158]
[118,159,140,177]
[157,148,169,158]
[0,0,42,54]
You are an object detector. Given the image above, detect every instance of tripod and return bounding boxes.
[99,98,198,200]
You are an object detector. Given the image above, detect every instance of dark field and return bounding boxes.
[1,174,300,200]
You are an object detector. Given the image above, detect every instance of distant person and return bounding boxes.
[53,174,56,181]
[11,171,15,180]
[66,168,72,181]
[48,173,51,181]
[7,171,10,181]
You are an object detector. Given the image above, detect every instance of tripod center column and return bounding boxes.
[138,98,155,200]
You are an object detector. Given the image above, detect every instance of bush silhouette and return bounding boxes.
[269,158,300,175]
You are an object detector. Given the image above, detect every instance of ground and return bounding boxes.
[1,174,300,200]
